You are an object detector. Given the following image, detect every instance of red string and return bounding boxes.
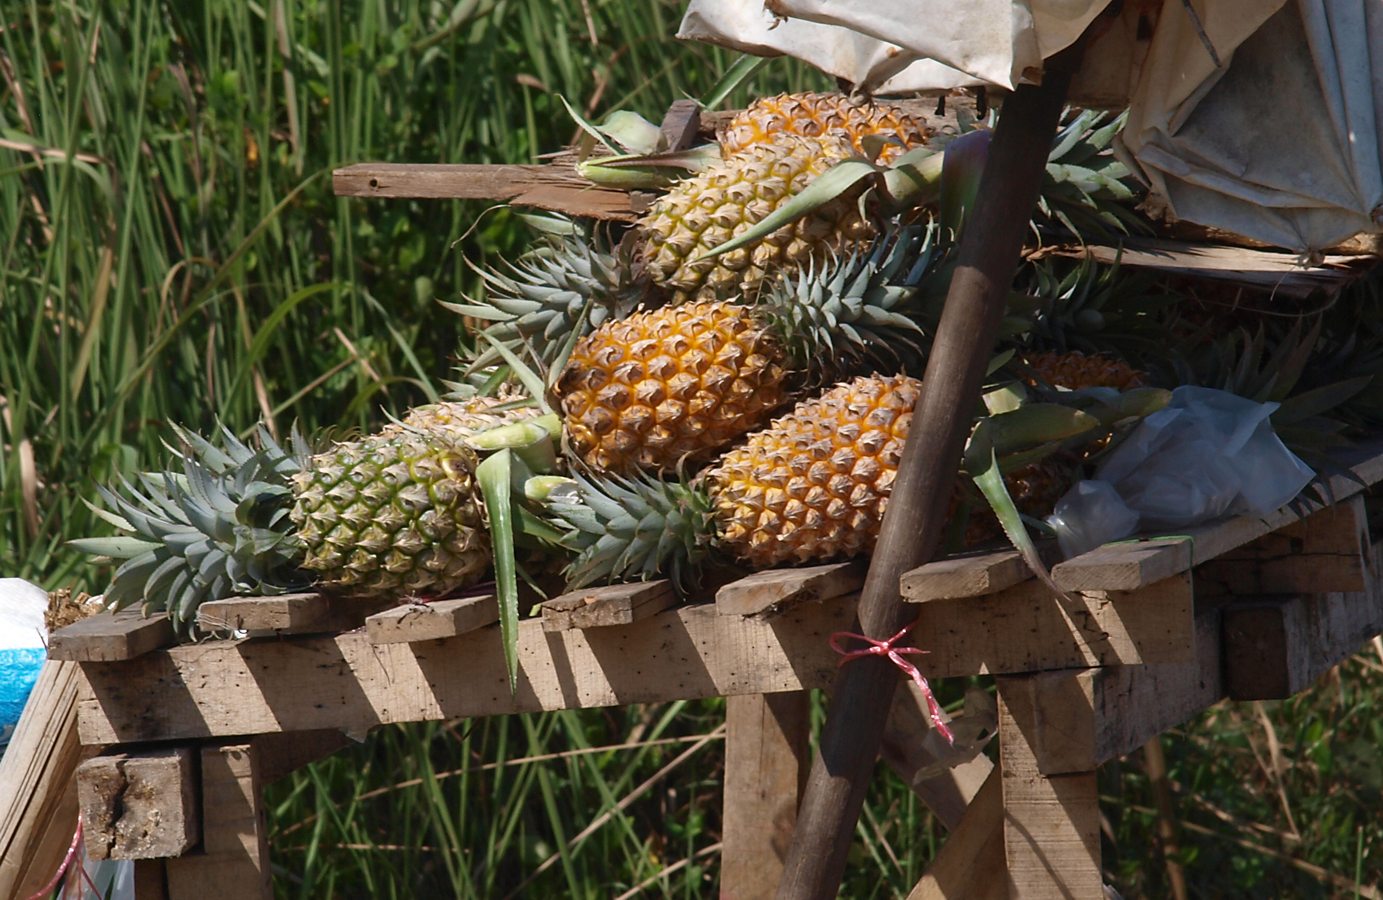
[829,621,954,745]
[25,815,84,900]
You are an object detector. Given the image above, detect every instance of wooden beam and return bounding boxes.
[1223,585,1383,700]
[998,692,1103,900]
[900,549,1032,602]
[331,162,643,221]
[254,730,353,783]
[913,572,1195,678]
[716,563,863,617]
[996,609,1222,776]
[166,744,272,899]
[48,610,174,662]
[881,682,994,832]
[197,593,392,637]
[1197,496,1372,596]
[366,595,499,644]
[906,769,1007,900]
[539,580,677,631]
[721,692,811,898]
[78,748,199,860]
[76,594,857,745]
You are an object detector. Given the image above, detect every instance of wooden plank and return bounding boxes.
[540,580,676,631]
[78,747,199,860]
[0,660,88,899]
[1197,495,1372,595]
[134,860,169,900]
[197,592,391,636]
[76,593,858,745]
[881,682,995,832]
[254,730,352,783]
[1223,584,1383,700]
[366,595,499,644]
[997,608,1223,776]
[912,572,1195,679]
[907,769,1007,900]
[721,692,811,898]
[900,549,1031,602]
[1052,538,1192,593]
[998,692,1103,900]
[48,610,174,662]
[331,162,643,221]
[166,744,272,899]
[716,562,863,616]
[659,98,703,151]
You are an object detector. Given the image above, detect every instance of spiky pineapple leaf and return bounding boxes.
[477,449,520,693]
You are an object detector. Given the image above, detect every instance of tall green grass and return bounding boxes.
[3,1,1380,897]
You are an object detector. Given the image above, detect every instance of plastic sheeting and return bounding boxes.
[679,0,1383,254]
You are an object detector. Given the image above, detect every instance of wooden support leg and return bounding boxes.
[721,692,811,899]
[135,859,170,900]
[998,686,1102,900]
[907,768,1007,900]
[166,743,271,899]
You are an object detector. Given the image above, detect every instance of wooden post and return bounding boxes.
[166,743,272,899]
[774,45,1083,899]
[721,692,812,899]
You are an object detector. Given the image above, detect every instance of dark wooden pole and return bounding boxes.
[773,50,1084,899]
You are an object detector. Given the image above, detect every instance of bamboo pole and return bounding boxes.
[773,49,1084,899]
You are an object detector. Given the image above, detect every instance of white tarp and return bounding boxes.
[679,0,1383,253]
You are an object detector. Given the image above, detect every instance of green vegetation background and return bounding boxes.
[1,1,1378,896]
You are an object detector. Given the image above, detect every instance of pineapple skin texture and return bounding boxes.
[289,432,490,599]
[705,373,920,568]
[719,92,931,166]
[639,135,875,300]
[559,300,789,473]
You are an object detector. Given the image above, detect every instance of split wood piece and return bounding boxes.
[77,747,199,860]
[913,572,1195,679]
[331,162,645,221]
[906,769,1007,900]
[659,98,703,152]
[880,681,995,832]
[900,549,1031,602]
[996,608,1222,777]
[721,692,811,899]
[716,562,863,617]
[166,743,272,900]
[366,594,499,644]
[1052,442,1383,593]
[76,593,858,745]
[998,688,1103,900]
[1197,495,1373,596]
[539,580,677,632]
[1223,585,1383,701]
[254,729,353,783]
[48,610,174,662]
[0,660,88,899]
[197,593,393,637]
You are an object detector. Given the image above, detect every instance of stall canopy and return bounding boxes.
[680,0,1383,254]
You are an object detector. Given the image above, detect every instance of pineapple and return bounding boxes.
[719,92,932,165]
[1019,350,1145,391]
[557,226,939,473]
[638,134,876,300]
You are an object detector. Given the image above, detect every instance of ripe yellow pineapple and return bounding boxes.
[719,92,932,165]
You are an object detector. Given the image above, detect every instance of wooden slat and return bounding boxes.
[254,730,352,783]
[331,162,643,221]
[366,595,499,644]
[721,692,811,898]
[540,581,676,631]
[1052,538,1192,593]
[78,747,199,860]
[48,610,174,662]
[1197,496,1372,595]
[900,550,1031,602]
[716,562,863,617]
[167,744,272,899]
[1223,585,1383,701]
[659,98,703,151]
[881,682,994,832]
[76,593,858,745]
[996,608,1223,776]
[998,693,1103,900]
[907,770,1007,900]
[197,593,390,636]
[912,572,1195,679]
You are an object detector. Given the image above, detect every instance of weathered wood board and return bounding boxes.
[48,610,174,662]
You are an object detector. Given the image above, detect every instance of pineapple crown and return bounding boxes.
[542,470,713,591]
[70,425,310,636]
[447,226,652,371]
[756,220,943,377]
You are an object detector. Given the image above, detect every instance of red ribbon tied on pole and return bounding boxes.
[829,621,954,745]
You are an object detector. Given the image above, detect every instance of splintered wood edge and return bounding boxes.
[540,581,676,631]
[365,595,499,644]
[900,550,1030,602]
[716,562,864,617]
[48,611,175,662]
